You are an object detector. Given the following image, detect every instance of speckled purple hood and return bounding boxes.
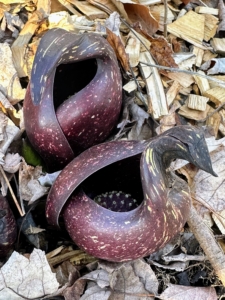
[24,28,122,172]
[46,126,216,262]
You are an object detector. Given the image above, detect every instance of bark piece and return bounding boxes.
[139,51,168,119]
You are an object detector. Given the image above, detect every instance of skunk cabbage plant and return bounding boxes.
[24,28,122,172]
[0,195,17,256]
[46,126,216,262]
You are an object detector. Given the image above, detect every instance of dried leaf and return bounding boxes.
[0,249,59,299]
[19,161,49,204]
[79,259,157,299]
[124,3,159,36]
[38,170,61,186]
[148,35,178,68]
[127,101,151,140]
[106,27,129,71]
[3,153,21,173]
[105,11,121,36]
[201,58,225,75]
[0,111,20,155]
[191,144,225,213]
[160,284,217,300]
[0,43,25,101]
[2,11,24,38]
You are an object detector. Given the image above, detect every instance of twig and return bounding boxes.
[163,0,168,38]
[187,204,225,285]
[139,61,225,88]
[0,165,24,216]
[195,102,225,123]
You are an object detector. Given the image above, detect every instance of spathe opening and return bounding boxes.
[53,58,98,110]
[82,153,144,209]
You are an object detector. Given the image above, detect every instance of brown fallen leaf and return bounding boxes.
[123,3,159,36]
[149,35,178,68]
[106,28,129,72]
[160,284,217,300]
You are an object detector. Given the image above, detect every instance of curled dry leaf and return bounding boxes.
[19,161,49,204]
[123,3,159,36]
[0,249,59,299]
[201,58,225,75]
[106,28,130,72]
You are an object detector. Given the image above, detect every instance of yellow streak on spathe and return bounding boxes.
[177,144,187,151]
[147,206,152,212]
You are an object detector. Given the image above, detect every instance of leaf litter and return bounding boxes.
[0,0,225,299]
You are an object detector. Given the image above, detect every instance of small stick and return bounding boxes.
[163,0,168,38]
[187,204,225,285]
[139,61,225,88]
[0,165,24,216]
[196,102,225,123]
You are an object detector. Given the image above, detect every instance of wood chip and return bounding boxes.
[150,4,174,31]
[125,32,141,67]
[139,51,168,119]
[192,46,204,67]
[203,14,218,42]
[187,94,209,111]
[167,10,206,49]
[211,38,225,55]
[193,70,210,95]
[204,87,225,106]
[163,71,194,88]
[195,6,219,15]
[178,103,210,120]
[67,0,107,19]
[206,107,221,136]
[166,80,181,106]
